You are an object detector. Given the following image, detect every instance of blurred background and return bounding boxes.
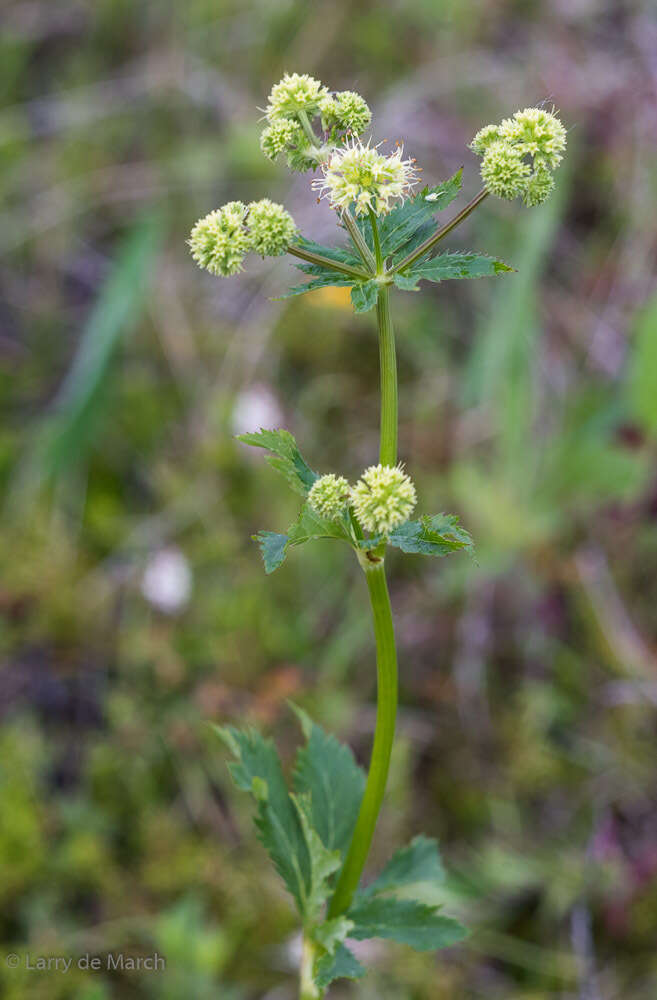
[2,1,657,997]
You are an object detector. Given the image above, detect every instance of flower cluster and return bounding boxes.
[470,107,566,206]
[352,464,417,535]
[260,73,372,173]
[313,140,419,216]
[189,199,297,276]
[308,474,352,519]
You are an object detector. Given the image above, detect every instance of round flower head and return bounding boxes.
[469,123,502,155]
[480,141,530,200]
[352,464,417,535]
[247,199,298,257]
[308,474,352,519]
[314,140,419,216]
[320,91,371,136]
[265,73,328,121]
[499,107,567,169]
[260,119,302,160]
[471,106,566,205]
[523,164,555,207]
[188,201,251,276]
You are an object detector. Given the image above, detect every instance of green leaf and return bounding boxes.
[312,916,354,956]
[401,251,513,284]
[361,835,445,897]
[292,705,366,857]
[214,727,310,913]
[254,531,288,574]
[347,896,467,951]
[291,793,342,919]
[314,943,365,990]
[350,280,379,313]
[237,428,317,496]
[374,171,464,258]
[388,513,473,557]
[293,236,363,270]
[287,503,353,548]
[393,272,420,291]
[279,274,354,299]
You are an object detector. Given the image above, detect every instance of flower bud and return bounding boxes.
[522,164,555,207]
[247,199,298,257]
[320,91,371,136]
[308,474,352,519]
[188,202,251,276]
[352,464,417,535]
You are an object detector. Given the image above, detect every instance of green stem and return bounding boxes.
[328,559,398,917]
[287,244,370,281]
[376,284,398,466]
[368,207,383,274]
[300,933,320,999]
[341,210,376,272]
[392,187,489,274]
[298,109,321,149]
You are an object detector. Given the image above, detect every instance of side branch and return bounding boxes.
[287,244,370,281]
[392,188,489,274]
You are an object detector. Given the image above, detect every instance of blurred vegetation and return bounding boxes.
[1,1,657,997]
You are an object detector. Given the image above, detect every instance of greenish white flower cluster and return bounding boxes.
[308,474,352,519]
[352,464,417,534]
[313,140,419,217]
[309,464,417,535]
[260,73,371,173]
[470,107,567,206]
[189,199,297,276]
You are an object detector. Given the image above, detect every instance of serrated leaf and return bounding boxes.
[350,280,379,313]
[214,727,310,913]
[314,943,365,990]
[291,793,341,919]
[287,503,353,548]
[356,171,463,260]
[312,916,353,955]
[393,272,420,291]
[279,274,354,299]
[361,835,445,897]
[254,531,288,574]
[388,513,473,557]
[347,896,467,952]
[401,251,513,284]
[237,428,317,496]
[293,236,363,269]
[292,705,366,857]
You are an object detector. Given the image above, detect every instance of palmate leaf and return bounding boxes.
[255,531,288,574]
[237,427,317,496]
[356,171,463,260]
[388,513,474,557]
[395,251,513,290]
[281,274,354,299]
[350,280,379,313]
[254,503,354,573]
[291,793,342,920]
[292,705,366,857]
[214,727,310,914]
[360,835,445,897]
[347,896,467,952]
[315,943,365,990]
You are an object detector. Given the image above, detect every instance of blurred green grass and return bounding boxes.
[1,1,657,997]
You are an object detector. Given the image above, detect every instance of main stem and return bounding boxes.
[328,215,399,918]
[328,560,398,916]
